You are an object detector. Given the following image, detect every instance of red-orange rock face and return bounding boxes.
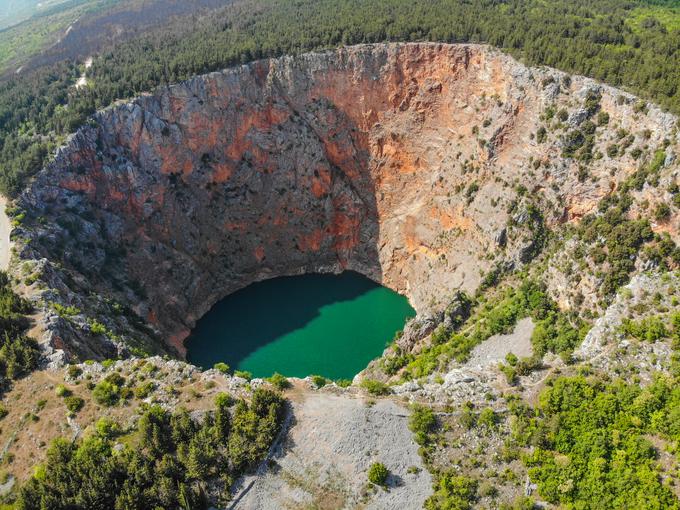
[15,43,678,359]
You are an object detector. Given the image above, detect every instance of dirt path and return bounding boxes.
[232,389,432,509]
[75,57,92,89]
[0,196,11,271]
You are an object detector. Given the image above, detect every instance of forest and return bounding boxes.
[17,388,286,509]
[0,0,680,195]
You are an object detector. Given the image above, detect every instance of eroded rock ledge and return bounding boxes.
[11,43,676,361]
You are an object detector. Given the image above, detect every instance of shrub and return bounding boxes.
[51,303,80,317]
[213,362,230,374]
[267,372,291,390]
[141,362,157,374]
[425,473,478,509]
[92,381,120,406]
[409,404,437,445]
[430,324,450,345]
[55,384,71,397]
[335,379,352,388]
[64,396,84,413]
[234,370,252,381]
[536,126,547,143]
[360,379,390,396]
[562,130,585,158]
[214,392,234,408]
[89,320,108,336]
[67,365,82,379]
[621,317,668,342]
[478,408,498,429]
[311,375,327,387]
[367,462,389,486]
[500,363,518,385]
[654,202,671,221]
[381,347,412,375]
[104,372,125,387]
[134,381,155,399]
[596,111,610,126]
[95,417,121,438]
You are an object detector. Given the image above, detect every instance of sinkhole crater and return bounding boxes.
[15,42,652,368]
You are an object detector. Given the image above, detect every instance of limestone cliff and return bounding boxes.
[10,43,678,361]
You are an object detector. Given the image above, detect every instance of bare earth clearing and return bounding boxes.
[466,317,534,367]
[233,389,432,509]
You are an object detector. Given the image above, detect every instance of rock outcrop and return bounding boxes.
[11,43,678,360]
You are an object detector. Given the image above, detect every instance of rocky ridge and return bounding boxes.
[6,42,679,364]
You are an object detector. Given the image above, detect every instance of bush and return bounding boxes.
[213,362,230,374]
[63,396,84,413]
[66,365,82,379]
[234,370,252,381]
[134,381,155,399]
[478,408,498,429]
[95,417,121,438]
[92,380,120,406]
[360,379,390,396]
[311,375,327,387]
[214,392,234,408]
[460,406,477,430]
[654,202,671,221]
[367,462,389,486]
[425,473,478,509]
[596,111,610,126]
[88,320,108,336]
[381,348,412,375]
[536,126,547,143]
[267,372,291,390]
[621,317,668,342]
[55,384,71,397]
[409,404,437,445]
[500,363,518,385]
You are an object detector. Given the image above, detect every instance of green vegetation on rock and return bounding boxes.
[402,280,584,379]
[367,462,389,487]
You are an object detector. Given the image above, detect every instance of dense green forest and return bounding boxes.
[18,388,286,509]
[0,271,39,388]
[0,0,680,196]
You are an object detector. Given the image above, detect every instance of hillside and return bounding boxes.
[0,1,678,508]
[0,42,675,508]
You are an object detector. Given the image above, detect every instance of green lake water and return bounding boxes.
[185,271,415,380]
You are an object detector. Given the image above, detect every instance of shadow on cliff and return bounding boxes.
[22,53,398,362]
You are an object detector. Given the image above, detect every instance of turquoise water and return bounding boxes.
[185,272,415,380]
